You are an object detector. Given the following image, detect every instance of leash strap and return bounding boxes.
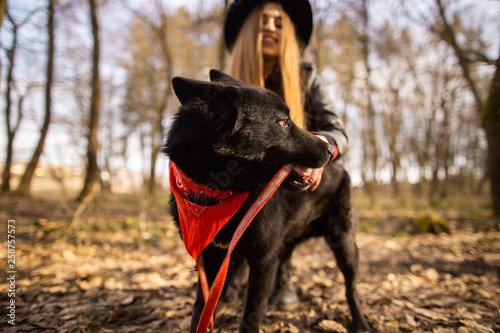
[196,163,294,333]
[196,255,214,331]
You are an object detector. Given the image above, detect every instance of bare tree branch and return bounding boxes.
[435,0,483,111]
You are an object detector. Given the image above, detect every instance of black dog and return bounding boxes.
[164,70,371,333]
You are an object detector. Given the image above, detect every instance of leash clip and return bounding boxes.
[189,265,198,272]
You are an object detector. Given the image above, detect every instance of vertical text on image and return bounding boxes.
[7,219,16,326]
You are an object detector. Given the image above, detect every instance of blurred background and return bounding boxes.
[1,0,499,212]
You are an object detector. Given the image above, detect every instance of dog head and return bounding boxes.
[164,70,333,191]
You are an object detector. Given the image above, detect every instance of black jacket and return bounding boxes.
[301,63,349,158]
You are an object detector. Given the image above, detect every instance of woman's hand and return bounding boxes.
[293,165,324,191]
[293,134,329,192]
[308,167,324,191]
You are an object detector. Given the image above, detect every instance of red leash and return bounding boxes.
[196,255,214,330]
[195,163,294,333]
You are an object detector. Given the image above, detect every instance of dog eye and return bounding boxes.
[278,119,288,127]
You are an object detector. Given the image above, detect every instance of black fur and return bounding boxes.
[164,70,371,333]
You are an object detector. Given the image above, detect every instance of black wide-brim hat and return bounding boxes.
[224,0,313,52]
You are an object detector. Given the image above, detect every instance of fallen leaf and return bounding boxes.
[317,319,347,332]
[404,313,418,327]
[455,307,482,320]
[413,306,447,320]
[459,320,494,333]
[288,323,300,333]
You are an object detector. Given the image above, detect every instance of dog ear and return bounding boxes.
[209,69,243,86]
[172,76,213,105]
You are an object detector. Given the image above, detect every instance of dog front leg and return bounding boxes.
[239,258,279,333]
[190,245,227,333]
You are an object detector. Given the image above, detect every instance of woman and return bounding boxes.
[223,0,349,310]
[225,0,348,191]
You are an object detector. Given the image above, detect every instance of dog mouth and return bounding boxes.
[290,179,310,190]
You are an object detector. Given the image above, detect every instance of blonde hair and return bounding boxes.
[227,2,305,129]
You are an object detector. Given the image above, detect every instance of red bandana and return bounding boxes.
[169,162,250,259]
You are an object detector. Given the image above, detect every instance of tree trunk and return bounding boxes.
[146,0,173,198]
[1,21,17,193]
[16,0,55,196]
[360,0,377,203]
[388,84,402,197]
[436,0,499,216]
[0,0,7,84]
[77,0,101,201]
[0,0,6,28]
[483,49,500,217]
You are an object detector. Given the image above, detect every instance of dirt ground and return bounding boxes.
[0,193,499,333]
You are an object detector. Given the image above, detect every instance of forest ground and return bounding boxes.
[0,185,498,333]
